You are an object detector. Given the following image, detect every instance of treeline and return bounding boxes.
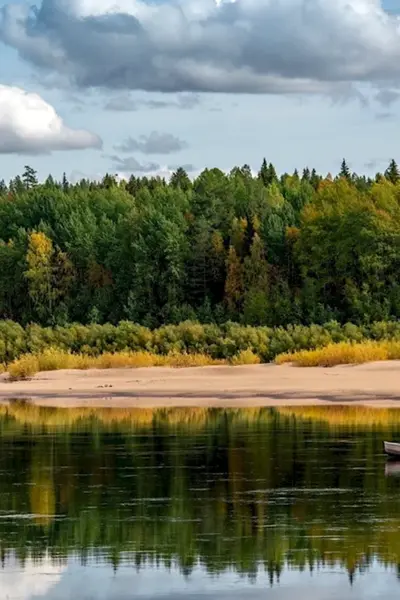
[2,158,400,327]
[1,318,400,365]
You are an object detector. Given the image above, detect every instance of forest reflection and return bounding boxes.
[0,402,400,586]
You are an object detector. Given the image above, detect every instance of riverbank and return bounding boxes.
[1,361,400,408]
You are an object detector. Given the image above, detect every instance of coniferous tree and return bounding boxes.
[22,166,38,190]
[62,172,69,192]
[384,159,400,184]
[339,159,351,181]
[170,167,191,191]
[258,158,269,186]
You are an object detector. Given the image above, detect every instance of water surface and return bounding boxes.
[0,404,400,599]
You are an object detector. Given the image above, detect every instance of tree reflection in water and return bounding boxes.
[0,403,399,587]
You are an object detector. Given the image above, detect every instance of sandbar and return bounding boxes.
[0,361,399,408]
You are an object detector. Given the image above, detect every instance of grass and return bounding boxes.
[275,340,400,367]
[6,347,261,380]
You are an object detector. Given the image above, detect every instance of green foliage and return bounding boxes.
[0,318,399,365]
[1,160,400,327]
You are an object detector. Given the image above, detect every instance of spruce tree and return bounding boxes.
[385,159,400,184]
[258,158,269,186]
[339,159,351,181]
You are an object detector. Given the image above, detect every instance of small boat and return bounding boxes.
[384,441,400,458]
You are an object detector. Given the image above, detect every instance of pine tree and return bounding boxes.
[310,168,321,190]
[339,159,351,181]
[258,158,269,186]
[62,172,69,192]
[22,165,38,190]
[385,159,400,184]
[267,162,278,185]
[258,159,278,186]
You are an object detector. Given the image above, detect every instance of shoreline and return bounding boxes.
[1,361,400,408]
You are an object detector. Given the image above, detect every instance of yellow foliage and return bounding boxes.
[8,354,40,380]
[230,349,261,365]
[211,230,225,255]
[6,346,264,380]
[285,226,300,242]
[7,349,228,379]
[275,340,400,367]
[27,231,53,258]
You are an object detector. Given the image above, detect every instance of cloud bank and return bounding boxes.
[1,0,400,95]
[0,85,102,154]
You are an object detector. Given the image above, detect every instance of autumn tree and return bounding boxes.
[24,232,74,324]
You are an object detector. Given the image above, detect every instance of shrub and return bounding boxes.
[8,355,40,380]
[230,349,261,365]
[275,341,391,367]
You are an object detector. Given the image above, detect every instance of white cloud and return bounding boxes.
[1,0,400,95]
[0,85,102,154]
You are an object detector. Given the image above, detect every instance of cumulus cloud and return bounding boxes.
[115,132,187,155]
[2,0,400,95]
[0,85,102,154]
[110,155,160,173]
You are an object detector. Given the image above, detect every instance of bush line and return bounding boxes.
[2,319,400,378]
[2,319,400,362]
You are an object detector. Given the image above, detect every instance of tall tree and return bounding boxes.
[243,233,269,325]
[22,166,38,190]
[224,246,244,317]
[339,159,351,181]
[170,168,191,192]
[385,159,400,184]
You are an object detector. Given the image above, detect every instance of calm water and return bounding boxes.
[1,405,400,599]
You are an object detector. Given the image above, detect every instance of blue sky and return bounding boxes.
[0,0,400,182]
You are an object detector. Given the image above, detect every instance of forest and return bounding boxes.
[1,158,400,328]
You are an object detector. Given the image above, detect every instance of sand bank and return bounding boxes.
[0,361,399,408]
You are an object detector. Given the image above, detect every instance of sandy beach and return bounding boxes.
[0,361,399,408]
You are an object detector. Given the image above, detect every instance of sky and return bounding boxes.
[0,0,400,182]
